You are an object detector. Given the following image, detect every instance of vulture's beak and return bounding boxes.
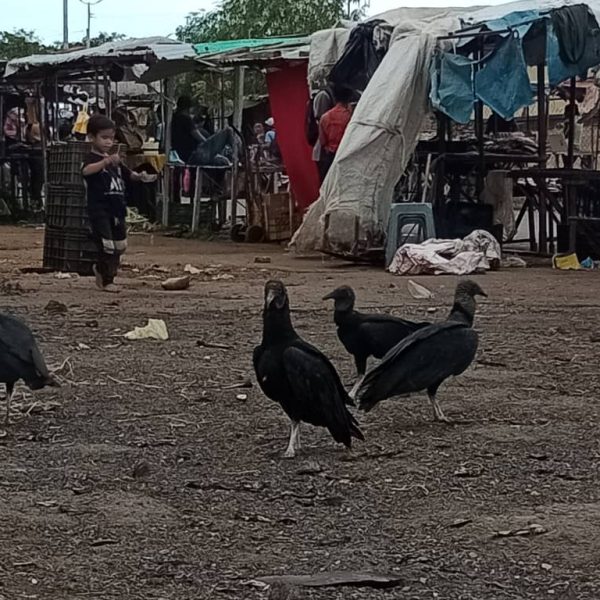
[322,291,336,301]
[266,288,277,308]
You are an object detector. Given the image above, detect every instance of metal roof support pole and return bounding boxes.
[475,38,485,198]
[230,65,245,235]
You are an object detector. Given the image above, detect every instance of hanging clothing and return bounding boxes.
[475,34,533,121]
[430,52,474,124]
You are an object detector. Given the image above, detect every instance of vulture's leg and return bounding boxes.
[349,356,367,400]
[5,382,14,425]
[427,385,452,424]
[283,421,300,458]
[294,423,301,450]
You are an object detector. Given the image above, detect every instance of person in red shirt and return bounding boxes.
[318,86,354,180]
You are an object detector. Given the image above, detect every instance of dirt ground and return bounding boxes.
[1,225,599,600]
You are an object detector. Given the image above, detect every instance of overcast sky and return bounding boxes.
[9,0,508,44]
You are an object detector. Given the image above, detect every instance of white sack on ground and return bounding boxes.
[292,15,459,255]
[388,230,501,276]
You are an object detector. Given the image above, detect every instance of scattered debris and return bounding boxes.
[184,264,202,275]
[44,300,68,314]
[541,563,553,571]
[552,253,580,270]
[90,539,119,547]
[54,272,76,280]
[254,256,272,264]
[255,571,404,589]
[407,280,433,299]
[124,319,169,341]
[448,518,473,529]
[196,339,233,350]
[492,523,547,539]
[296,462,324,476]
[453,466,481,478]
[222,379,253,390]
[501,255,527,268]
[0,280,24,295]
[212,273,235,281]
[236,394,248,402]
[161,275,191,291]
[133,461,151,478]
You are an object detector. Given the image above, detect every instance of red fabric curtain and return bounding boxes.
[266,63,320,212]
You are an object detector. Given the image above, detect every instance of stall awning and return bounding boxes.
[4,37,197,81]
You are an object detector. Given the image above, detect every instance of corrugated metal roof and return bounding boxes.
[4,37,196,79]
[193,37,307,56]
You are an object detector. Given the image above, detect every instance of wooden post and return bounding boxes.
[38,82,48,212]
[230,65,244,235]
[537,64,548,254]
[191,167,203,233]
[162,78,174,226]
[566,76,577,169]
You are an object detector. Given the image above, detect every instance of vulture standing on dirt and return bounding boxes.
[356,280,487,423]
[253,280,364,458]
[0,313,59,423]
[323,285,429,397]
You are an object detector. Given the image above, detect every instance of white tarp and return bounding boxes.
[292,13,460,254]
[388,230,501,276]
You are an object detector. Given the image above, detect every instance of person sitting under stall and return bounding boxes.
[171,96,233,167]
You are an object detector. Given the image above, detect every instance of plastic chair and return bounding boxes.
[385,203,436,267]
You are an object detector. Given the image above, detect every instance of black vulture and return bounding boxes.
[356,280,487,423]
[0,313,59,423]
[323,286,429,397]
[253,280,364,458]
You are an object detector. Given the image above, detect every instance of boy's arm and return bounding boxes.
[82,156,110,177]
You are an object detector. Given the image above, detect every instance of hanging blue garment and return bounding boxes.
[429,51,474,124]
[475,34,533,121]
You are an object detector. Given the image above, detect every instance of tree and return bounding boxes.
[82,32,127,48]
[176,0,367,43]
[0,29,48,61]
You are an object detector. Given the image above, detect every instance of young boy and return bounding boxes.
[82,114,156,292]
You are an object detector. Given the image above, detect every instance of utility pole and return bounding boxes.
[63,0,69,49]
[79,0,103,48]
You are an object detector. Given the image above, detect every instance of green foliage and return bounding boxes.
[176,0,356,43]
[82,32,127,48]
[0,29,48,61]
[0,29,127,62]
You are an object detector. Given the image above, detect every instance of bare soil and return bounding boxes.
[1,225,599,599]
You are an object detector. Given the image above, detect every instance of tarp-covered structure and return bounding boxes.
[292,0,600,257]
